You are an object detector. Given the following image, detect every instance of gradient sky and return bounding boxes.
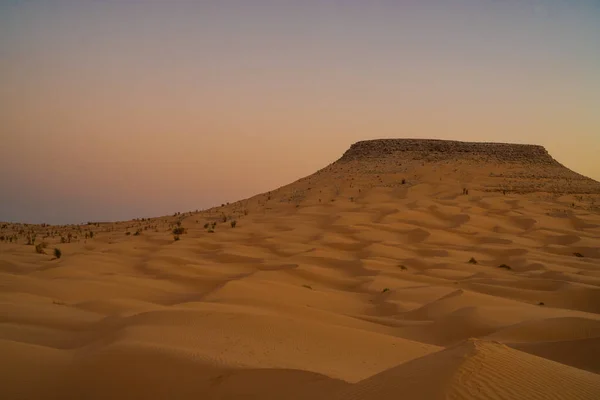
[2,0,599,224]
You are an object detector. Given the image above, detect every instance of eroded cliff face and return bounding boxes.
[339,139,558,165]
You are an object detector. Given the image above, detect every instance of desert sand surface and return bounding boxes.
[1,139,600,399]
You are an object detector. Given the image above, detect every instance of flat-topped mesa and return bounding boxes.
[339,139,559,165]
[328,138,600,195]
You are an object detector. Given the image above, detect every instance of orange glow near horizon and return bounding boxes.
[1,1,599,223]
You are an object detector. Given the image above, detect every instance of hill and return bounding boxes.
[1,139,600,399]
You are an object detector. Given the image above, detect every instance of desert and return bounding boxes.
[1,139,599,399]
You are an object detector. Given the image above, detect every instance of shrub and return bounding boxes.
[382,288,390,293]
[204,223,209,229]
[172,227,185,235]
[54,248,62,259]
[89,231,94,239]
[302,284,313,290]
[401,179,406,185]
[133,229,141,236]
[538,302,545,306]
[468,257,478,264]
[35,243,46,254]
[173,235,180,241]
[498,264,511,270]
[230,220,237,228]
[573,252,584,258]
[26,235,36,245]
[399,265,407,270]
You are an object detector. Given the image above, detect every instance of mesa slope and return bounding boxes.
[1,139,600,399]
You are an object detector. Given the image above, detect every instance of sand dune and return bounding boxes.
[333,339,600,400]
[1,139,600,399]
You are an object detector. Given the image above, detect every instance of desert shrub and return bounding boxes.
[54,248,62,259]
[382,288,390,293]
[538,302,545,306]
[498,264,511,270]
[89,231,94,239]
[302,284,313,290]
[173,235,180,241]
[125,232,131,236]
[230,220,237,228]
[222,215,227,223]
[61,236,67,243]
[207,228,215,233]
[468,257,478,264]
[133,229,141,236]
[401,179,406,185]
[573,252,584,258]
[203,223,209,229]
[172,227,185,235]
[35,243,46,254]
[398,265,407,270]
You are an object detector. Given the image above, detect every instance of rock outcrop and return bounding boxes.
[340,139,559,165]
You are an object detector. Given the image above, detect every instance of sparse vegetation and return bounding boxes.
[230,220,237,228]
[204,223,210,229]
[172,227,185,235]
[302,284,313,290]
[173,235,180,241]
[35,242,47,254]
[498,264,511,270]
[468,257,478,264]
[398,264,407,270]
[401,179,406,185]
[538,302,545,306]
[382,288,390,293]
[26,234,36,245]
[573,252,584,258]
[54,248,62,259]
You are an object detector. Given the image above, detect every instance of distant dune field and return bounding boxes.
[1,139,600,399]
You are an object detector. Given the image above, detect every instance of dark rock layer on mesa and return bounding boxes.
[340,139,557,164]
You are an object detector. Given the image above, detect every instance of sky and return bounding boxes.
[1,0,599,224]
